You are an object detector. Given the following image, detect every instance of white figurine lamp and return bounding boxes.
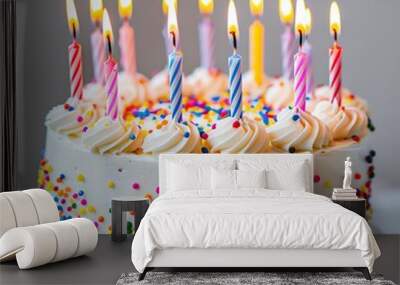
[332,157,357,200]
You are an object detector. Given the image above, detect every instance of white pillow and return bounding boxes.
[211,169,267,190]
[167,160,235,192]
[265,164,307,191]
[237,159,309,192]
[236,169,267,189]
[211,168,236,190]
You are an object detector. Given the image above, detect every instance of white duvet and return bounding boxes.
[131,190,380,273]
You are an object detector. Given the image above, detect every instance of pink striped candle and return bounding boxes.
[293,49,307,111]
[281,25,295,81]
[90,28,105,84]
[329,43,343,106]
[104,57,119,120]
[68,40,83,102]
[119,20,137,78]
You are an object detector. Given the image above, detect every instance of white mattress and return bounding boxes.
[131,190,380,273]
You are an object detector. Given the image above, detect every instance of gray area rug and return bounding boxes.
[117,272,396,285]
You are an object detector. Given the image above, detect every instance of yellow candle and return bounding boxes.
[249,0,264,86]
[250,20,264,86]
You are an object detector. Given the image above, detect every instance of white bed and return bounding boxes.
[131,154,380,280]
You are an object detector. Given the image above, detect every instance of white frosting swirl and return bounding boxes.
[142,120,201,154]
[243,71,270,99]
[312,100,368,141]
[118,72,150,111]
[186,68,228,98]
[267,107,331,152]
[264,77,294,111]
[82,116,143,154]
[148,69,192,100]
[46,97,101,137]
[82,82,107,111]
[307,85,369,113]
[208,116,269,153]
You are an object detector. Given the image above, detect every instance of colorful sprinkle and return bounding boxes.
[76,173,85,183]
[132,182,140,190]
[107,180,116,189]
[232,120,241,128]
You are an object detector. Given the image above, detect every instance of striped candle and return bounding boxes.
[228,53,243,120]
[303,40,314,100]
[119,21,137,77]
[168,51,183,123]
[163,24,173,59]
[199,17,215,70]
[329,43,343,106]
[293,50,307,111]
[104,57,119,120]
[90,28,105,84]
[281,25,295,81]
[68,41,83,101]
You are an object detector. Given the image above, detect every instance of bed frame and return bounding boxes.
[139,154,371,281]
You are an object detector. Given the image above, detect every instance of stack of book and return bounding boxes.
[332,188,358,200]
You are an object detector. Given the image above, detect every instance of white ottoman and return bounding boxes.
[0,189,98,269]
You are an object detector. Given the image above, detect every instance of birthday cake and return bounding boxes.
[38,0,376,234]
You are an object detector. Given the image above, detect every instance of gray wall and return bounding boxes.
[16,0,400,233]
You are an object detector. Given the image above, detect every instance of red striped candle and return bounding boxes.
[329,43,343,106]
[68,40,83,101]
[104,57,119,120]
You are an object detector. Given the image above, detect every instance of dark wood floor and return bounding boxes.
[0,235,399,285]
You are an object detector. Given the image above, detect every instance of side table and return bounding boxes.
[112,196,150,242]
[332,198,366,218]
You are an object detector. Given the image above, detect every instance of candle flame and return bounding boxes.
[167,0,179,46]
[90,0,103,24]
[199,0,214,15]
[103,9,114,45]
[227,0,239,38]
[294,0,306,35]
[279,0,294,24]
[250,0,263,16]
[119,0,133,19]
[66,0,79,36]
[163,0,177,15]
[305,8,312,35]
[330,1,341,36]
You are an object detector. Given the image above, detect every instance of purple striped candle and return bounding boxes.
[281,25,295,80]
[199,16,215,70]
[303,40,314,100]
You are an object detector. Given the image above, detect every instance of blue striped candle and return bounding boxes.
[228,53,243,120]
[168,51,183,123]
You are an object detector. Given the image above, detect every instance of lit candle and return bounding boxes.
[279,0,295,80]
[167,0,183,123]
[293,0,307,111]
[103,9,119,121]
[228,0,242,120]
[66,0,83,102]
[89,0,105,84]
[198,0,215,69]
[249,0,264,86]
[118,0,137,78]
[329,1,343,106]
[303,8,314,100]
[162,0,177,58]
